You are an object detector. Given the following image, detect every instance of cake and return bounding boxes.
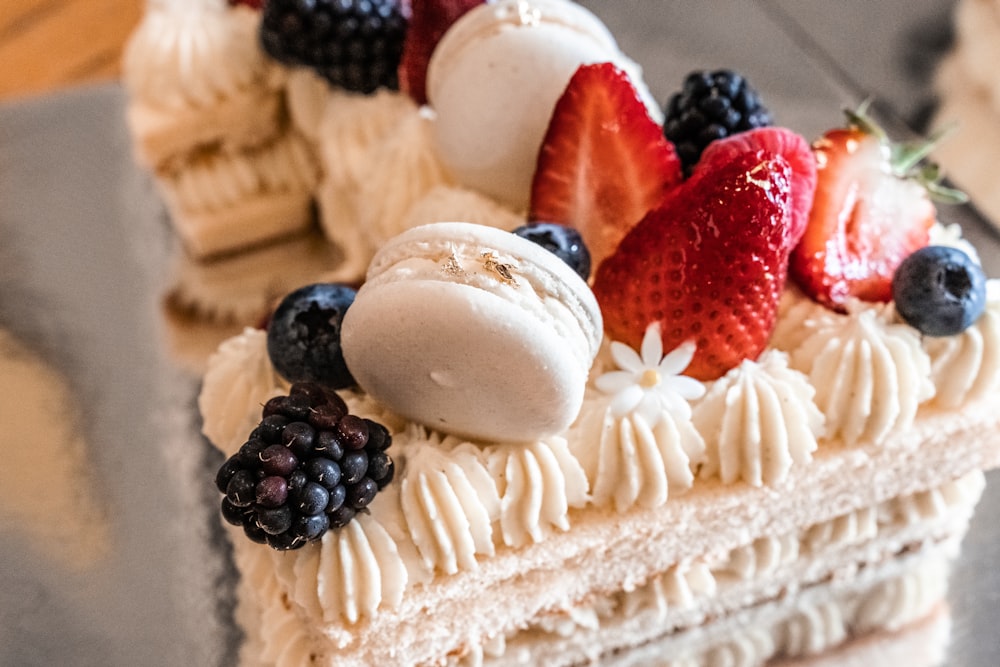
[932,0,1000,229]
[123,0,1000,664]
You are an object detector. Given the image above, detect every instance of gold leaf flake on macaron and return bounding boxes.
[481,252,518,286]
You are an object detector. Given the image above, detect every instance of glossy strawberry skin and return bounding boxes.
[790,128,935,309]
[529,63,683,271]
[593,150,793,381]
[399,0,482,105]
[700,126,816,245]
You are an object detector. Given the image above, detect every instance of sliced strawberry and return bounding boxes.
[593,149,794,381]
[790,121,936,309]
[699,127,816,245]
[398,0,483,105]
[529,63,683,271]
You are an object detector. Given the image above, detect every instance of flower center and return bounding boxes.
[639,369,661,388]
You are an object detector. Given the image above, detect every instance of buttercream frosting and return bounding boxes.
[803,506,878,554]
[571,324,706,511]
[694,351,822,487]
[400,185,526,234]
[853,554,949,632]
[316,89,418,191]
[882,470,986,525]
[398,428,501,574]
[790,306,934,446]
[199,327,287,456]
[278,511,408,625]
[714,532,800,580]
[357,109,454,248]
[923,280,1000,407]
[929,221,982,265]
[769,287,842,352]
[483,438,589,547]
[165,131,318,213]
[780,600,847,657]
[571,401,705,513]
[124,2,274,111]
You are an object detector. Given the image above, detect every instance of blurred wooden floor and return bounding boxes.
[0,0,143,101]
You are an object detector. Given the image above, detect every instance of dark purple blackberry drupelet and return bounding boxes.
[215,382,395,550]
[260,0,409,94]
[267,283,357,390]
[663,69,773,173]
[513,222,592,282]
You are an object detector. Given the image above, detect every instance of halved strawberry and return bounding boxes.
[593,149,794,381]
[699,127,816,245]
[529,63,683,271]
[398,0,483,105]
[790,109,964,309]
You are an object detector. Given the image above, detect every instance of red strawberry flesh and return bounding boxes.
[790,128,935,308]
[699,126,817,246]
[593,150,793,381]
[529,63,683,271]
[399,0,483,105]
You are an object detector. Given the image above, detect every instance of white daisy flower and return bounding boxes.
[595,322,706,424]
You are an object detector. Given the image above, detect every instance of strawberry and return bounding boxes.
[699,127,816,245]
[398,0,483,105]
[529,63,683,271]
[592,149,794,381]
[790,107,965,309]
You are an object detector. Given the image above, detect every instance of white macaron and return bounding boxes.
[341,222,602,443]
[426,0,654,211]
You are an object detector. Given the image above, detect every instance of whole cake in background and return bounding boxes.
[123,0,1000,665]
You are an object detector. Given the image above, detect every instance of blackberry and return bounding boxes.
[215,381,396,550]
[663,69,773,172]
[260,0,409,94]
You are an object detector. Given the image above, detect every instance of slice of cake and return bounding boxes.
[121,0,1000,664]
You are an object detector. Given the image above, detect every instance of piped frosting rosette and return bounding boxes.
[199,327,288,456]
[482,437,589,548]
[396,426,501,575]
[571,323,706,512]
[923,279,1000,407]
[123,0,273,111]
[694,350,823,487]
[788,305,934,446]
[269,510,408,626]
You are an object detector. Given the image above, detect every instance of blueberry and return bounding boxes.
[513,223,592,281]
[267,283,357,389]
[893,246,987,337]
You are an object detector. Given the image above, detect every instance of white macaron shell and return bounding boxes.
[426,0,631,211]
[341,222,602,442]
